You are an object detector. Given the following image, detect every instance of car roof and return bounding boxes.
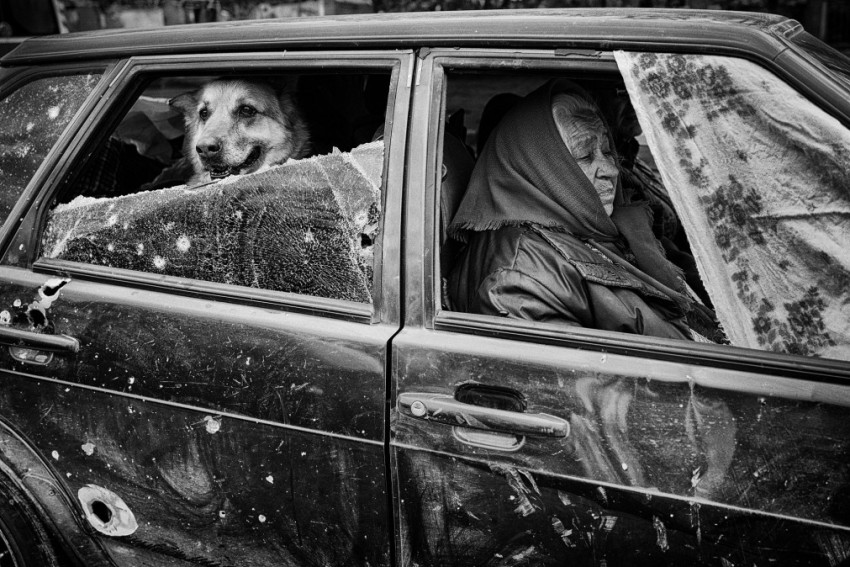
[3,8,798,66]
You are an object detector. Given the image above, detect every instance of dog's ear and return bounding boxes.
[169,92,197,115]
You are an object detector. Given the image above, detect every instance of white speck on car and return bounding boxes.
[176,235,191,252]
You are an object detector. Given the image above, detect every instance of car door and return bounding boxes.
[392,47,850,566]
[0,49,412,566]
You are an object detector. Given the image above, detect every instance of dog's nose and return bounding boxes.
[196,140,221,158]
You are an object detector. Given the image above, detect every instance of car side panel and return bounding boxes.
[392,328,850,566]
[0,268,393,566]
[0,374,388,566]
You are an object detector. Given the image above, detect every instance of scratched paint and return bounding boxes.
[652,516,668,552]
[0,252,393,566]
[0,377,391,566]
[491,464,541,517]
[393,334,850,565]
[551,515,575,548]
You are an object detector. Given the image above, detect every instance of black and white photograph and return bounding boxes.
[0,0,846,565]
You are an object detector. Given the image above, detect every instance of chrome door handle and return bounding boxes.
[398,392,569,438]
[0,327,80,353]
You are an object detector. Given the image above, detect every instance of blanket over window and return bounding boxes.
[616,51,850,360]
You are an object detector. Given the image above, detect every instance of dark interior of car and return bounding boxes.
[439,71,711,312]
[63,70,392,203]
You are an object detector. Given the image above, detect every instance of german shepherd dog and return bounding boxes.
[170,78,311,185]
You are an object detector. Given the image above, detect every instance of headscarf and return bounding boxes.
[449,79,689,308]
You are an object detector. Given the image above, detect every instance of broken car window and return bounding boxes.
[616,51,850,360]
[42,72,389,304]
[440,71,717,342]
[0,72,102,223]
[44,143,382,302]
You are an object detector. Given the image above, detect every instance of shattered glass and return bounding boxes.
[616,52,850,360]
[0,73,102,222]
[43,141,383,303]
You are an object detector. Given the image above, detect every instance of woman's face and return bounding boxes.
[552,96,619,216]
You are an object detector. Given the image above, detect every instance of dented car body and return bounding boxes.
[0,8,848,567]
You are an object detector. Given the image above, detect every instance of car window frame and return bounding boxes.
[419,48,850,383]
[21,51,412,326]
[777,27,850,98]
[774,47,850,130]
[0,62,117,256]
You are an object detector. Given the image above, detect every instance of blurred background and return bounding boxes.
[0,0,846,54]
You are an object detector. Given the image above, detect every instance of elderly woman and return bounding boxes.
[448,80,696,340]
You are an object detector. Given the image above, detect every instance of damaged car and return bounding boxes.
[0,8,847,567]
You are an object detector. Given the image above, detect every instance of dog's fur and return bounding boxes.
[170,78,311,185]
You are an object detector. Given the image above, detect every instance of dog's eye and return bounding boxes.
[199,108,210,120]
[239,105,257,118]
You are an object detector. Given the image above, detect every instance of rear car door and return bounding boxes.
[392,47,850,566]
[0,49,411,566]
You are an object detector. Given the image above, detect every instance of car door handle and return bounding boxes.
[398,393,569,438]
[0,327,80,353]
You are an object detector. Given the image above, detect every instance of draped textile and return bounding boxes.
[615,51,850,360]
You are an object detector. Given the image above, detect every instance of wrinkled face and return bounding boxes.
[552,95,619,216]
[172,80,292,179]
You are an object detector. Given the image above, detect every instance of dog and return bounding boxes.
[169,78,311,186]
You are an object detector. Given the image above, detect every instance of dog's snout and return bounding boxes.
[196,139,222,158]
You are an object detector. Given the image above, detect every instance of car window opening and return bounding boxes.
[42,71,392,305]
[441,70,723,346]
[441,57,850,361]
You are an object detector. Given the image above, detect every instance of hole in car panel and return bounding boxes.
[77,484,138,537]
[90,500,112,524]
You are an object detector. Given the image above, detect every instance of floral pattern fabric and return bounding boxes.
[615,51,850,360]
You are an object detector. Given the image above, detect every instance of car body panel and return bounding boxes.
[392,42,850,566]
[0,371,390,566]
[0,418,114,567]
[0,263,396,564]
[391,328,850,565]
[0,44,413,566]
